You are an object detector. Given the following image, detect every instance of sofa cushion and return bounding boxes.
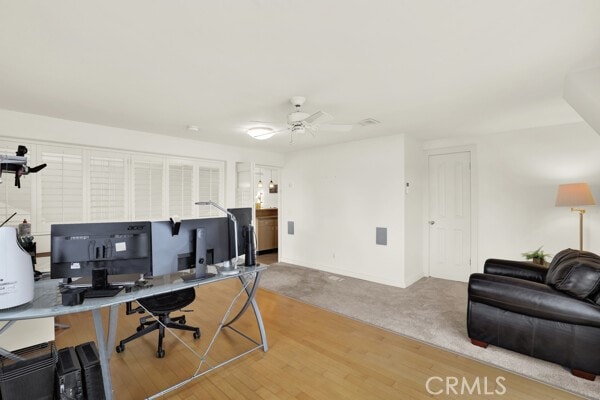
[545,248,600,301]
[469,273,600,327]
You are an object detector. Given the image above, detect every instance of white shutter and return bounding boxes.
[89,152,127,221]
[198,163,224,217]
[168,162,194,218]
[133,158,164,220]
[39,145,84,230]
[235,163,253,208]
[0,141,32,228]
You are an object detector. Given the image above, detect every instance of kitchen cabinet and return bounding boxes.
[256,208,278,252]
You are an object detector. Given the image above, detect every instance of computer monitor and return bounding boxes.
[51,221,153,280]
[150,217,231,278]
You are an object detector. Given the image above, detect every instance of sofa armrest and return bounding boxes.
[484,259,547,283]
[468,273,600,328]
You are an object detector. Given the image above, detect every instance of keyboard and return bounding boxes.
[84,286,124,298]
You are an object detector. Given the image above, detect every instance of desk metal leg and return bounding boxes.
[249,296,268,351]
[223,271,268,351]
[92,305,119,400]
[147,271,268,399]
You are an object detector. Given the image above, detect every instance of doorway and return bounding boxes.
[236,162,281,265]
[428,151,472,282]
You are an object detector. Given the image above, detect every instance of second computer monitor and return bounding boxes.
[150,217,231,277]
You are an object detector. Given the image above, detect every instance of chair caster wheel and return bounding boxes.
[116,344,124,353]
[179,318,186,324]
[157,349,165,358]
[136,326,143,332]
[193,331,200,339]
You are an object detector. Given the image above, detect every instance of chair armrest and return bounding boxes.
[468,273,600,328]
[125,301,145,315]
[484,259,547,283]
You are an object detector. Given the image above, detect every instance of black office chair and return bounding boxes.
[115,288,200,358]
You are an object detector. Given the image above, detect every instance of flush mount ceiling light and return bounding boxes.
[187,125,200,132]
[247,127,274,140]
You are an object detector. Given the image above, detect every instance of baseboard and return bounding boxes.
[257,248,278,256]
[278,257,405,288]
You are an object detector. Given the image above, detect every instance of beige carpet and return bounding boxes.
[260,262,599,400]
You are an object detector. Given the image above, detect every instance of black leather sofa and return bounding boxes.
[467,248,600,380]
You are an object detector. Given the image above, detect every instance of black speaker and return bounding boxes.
[91,269,108,289]
[56,347,83,400]
[243,225,257,266]
[75,342,106,400]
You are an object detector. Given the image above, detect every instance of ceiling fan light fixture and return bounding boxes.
[291,125,305,135]
[247,127,274,140]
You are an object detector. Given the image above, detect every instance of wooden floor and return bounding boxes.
[55,278,579,399]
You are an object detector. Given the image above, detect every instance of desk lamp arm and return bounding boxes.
[195,200,238,266]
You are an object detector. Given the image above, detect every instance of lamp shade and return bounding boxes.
[555,183,596,207]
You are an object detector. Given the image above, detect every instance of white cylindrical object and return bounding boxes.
[0,227,34,309]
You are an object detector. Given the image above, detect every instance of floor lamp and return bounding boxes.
[555,183,596,251]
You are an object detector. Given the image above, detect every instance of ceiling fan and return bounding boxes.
[248,96,353,142]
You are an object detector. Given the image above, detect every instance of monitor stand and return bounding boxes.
[182,227,215,282]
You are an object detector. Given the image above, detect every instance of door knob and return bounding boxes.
[428,221,435,225]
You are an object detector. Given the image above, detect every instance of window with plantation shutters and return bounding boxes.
[168,162,194,219]
[39,146,84,230]
[89,152,127,221]
[0,137,229,234]
[133,158,164,220]
[0,140,32,229]
[197,165,223,217]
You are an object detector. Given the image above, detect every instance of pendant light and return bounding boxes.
[257,168,263,188]
[269,169,275,189]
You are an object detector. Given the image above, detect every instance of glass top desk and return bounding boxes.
[0,265,268,400]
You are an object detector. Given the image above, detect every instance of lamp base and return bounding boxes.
[217,260,240,276]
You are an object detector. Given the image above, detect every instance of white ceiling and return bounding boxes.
[1,1,599,153]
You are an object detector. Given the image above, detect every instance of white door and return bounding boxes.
[428,152,471,282]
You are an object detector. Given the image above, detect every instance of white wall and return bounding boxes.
[404,134,426,285]
[0,109,285,251]
[280,134,409,287]
[424,122,600,268]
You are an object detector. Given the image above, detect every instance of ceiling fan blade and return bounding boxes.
[318,123,353,132]
[303,110,333,124]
